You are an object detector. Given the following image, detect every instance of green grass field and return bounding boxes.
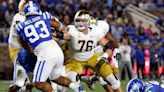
[0,80,128,92]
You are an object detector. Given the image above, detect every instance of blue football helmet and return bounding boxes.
[23,1,42,16]
[126,78,145,92]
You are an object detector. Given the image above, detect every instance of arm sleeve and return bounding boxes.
[16,23,23,34]
[96,27,104,41]
[67,25,77,37]
[42,12,54,20]
[98,21,109,36]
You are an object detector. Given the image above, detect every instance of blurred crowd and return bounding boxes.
[0,0,164,80]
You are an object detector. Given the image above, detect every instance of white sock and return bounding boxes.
[69,83,79,90]
[66,71,78,82]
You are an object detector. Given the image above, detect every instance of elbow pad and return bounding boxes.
[56,30,64,39]
[104,41,115,51]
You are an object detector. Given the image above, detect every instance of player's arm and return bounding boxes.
[50,19,65,31]
[98,37,114,60]
[105,32,121,61]
[17,35,33,53]
[105,32,118,48]
[51,28,71,40]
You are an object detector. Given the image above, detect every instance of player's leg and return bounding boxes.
[98,63,122,92]
[100,61,122,92]
[99,77,113,92]
[50,66,67,92]
[8,46,20,63]
[80,69,96,90]
[126,61,134,79]
[88,53,122,92]
[24,73,34,92]
[32,58,55,92]
[101,55,120,92]
[65,59,84,83]
[50,57,85,92]
[8,46,20,92]
[50,81,67,92]
[8,63,28,92]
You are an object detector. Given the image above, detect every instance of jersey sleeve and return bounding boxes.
[67,25,77,37]
[11,13,24,27]
[16,23,23,34]
[42,12,54,20]
[95,27,104,41]
[98,20,109,36]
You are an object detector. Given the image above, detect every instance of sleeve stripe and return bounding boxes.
[18,23,23,29]
[45,12,50,19]
[16,25,20,32]
[50,14,53,19]
[43,13,46,19]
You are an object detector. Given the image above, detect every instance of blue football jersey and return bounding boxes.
[16,12,54,49]
[144,83,164,92]
[17,49,37,73]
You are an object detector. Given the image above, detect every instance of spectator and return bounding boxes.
[0,0,7,13]
[0,8,9,42]
[155,14,164,30]
[150,43,160,79]
[139,0,149,10]
[5,4,15,25]
[119,38,133,80]
[124,22,137,40]
[158,31,164,42]
[148,32,159,44]
[133,43,145,79]
[142,40,151,79]
[155,0,164,8]
[145,0,157,9]
[103,8,113,23]
[144,24,153,36]
[136,21,144,31]
[112,0,127,17]
[63,14,72,27]
[111,22,123,42]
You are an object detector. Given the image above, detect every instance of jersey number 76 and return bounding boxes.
[78,40,94,52]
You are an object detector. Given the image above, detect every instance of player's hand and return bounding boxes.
[115,53,122,61]
[99,57,108,62]
[97,52,109,62]
[113,48,121,61]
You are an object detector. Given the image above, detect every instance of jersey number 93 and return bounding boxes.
[24,20,50,43]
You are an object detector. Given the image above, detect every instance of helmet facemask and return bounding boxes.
[74,10,90,31]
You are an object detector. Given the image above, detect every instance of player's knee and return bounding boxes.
[99,64,112,78]
[99,77,107,86]
[111,79,120,90]
[65,71,79,82]
[16,81,25,88]
[112,67,119,75]
[105,73,121,90]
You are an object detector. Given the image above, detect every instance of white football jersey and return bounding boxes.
[8,13,25,49]
[97,20,109,36]
[67,25,104,61]
[91,20,110,54]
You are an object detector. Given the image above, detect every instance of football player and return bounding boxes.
[54,10,123,92]
[8,0,32,91]
[16,1,85,92]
